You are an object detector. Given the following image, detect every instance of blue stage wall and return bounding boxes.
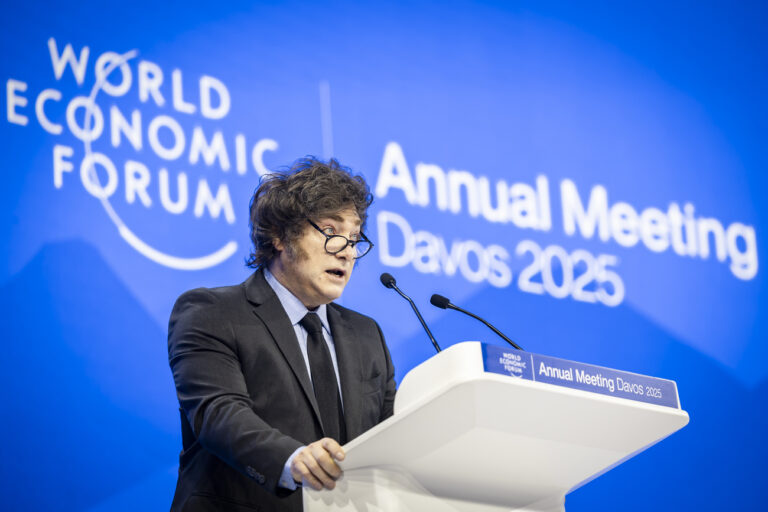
[1,1,766,510]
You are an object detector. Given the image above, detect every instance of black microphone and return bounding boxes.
[380,273,441,353]
[430,294,523,351]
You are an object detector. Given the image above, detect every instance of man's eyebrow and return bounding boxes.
[322,215,362,227]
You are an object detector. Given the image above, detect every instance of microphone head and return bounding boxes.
[430,294,451,309]
[380,273,396,289]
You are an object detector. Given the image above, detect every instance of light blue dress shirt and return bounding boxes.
[263,268,343,490]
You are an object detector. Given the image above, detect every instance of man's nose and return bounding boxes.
[336,242,356,261]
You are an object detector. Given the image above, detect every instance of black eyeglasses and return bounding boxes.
[307,219,374,259]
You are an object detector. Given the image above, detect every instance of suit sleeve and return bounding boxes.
[167,288,303,494]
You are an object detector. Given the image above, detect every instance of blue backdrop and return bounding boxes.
[1,1,766,510]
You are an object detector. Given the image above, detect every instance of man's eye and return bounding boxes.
[322,227,336,235]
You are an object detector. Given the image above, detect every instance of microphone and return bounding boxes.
[430,294,523,351]
[380,273,441,353]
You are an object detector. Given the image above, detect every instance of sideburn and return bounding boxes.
[283,240,309,263]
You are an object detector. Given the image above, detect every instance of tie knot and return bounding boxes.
[300,313,324,335]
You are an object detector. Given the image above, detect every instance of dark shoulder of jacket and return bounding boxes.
[174,282,246,309]
[168,277,256,332]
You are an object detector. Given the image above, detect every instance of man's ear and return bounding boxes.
[273,238,285,252]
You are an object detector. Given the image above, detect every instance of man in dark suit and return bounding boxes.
[168,157,397,511]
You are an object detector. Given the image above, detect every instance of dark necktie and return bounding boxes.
[299,313,346,444]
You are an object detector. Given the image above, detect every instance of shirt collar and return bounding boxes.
[263,267,330,333]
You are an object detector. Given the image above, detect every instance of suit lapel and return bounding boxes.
[327,304,363,440]
[245,270,323,426]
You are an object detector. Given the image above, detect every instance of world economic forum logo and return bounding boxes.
[6,38,280,270]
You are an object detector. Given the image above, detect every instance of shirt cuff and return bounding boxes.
[278,446,306,490]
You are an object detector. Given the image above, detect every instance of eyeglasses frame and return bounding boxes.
[307,219,374,259]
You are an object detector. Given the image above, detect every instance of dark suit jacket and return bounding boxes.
[168,269,396,512]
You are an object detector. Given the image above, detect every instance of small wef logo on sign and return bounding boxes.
[6,38,281,270]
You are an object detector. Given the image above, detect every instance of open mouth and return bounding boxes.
[326,269,345,278]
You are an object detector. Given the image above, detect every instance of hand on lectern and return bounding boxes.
[290,437,346,491]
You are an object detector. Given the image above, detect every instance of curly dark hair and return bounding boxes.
[246,156,374,268]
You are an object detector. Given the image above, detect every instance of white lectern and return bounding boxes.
[304,342,689,512]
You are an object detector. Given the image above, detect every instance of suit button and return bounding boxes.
[246,466,266,485]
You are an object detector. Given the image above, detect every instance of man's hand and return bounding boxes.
[290,438,346,490]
